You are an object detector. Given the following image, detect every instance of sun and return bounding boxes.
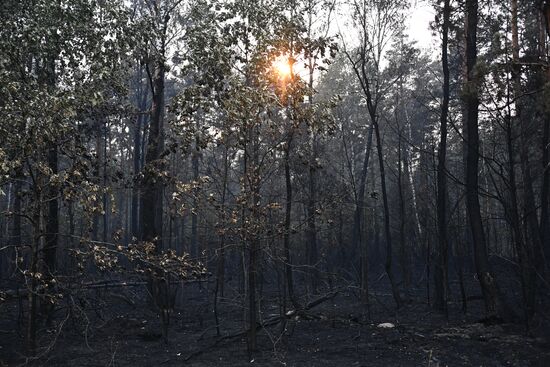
[273,56,292,78]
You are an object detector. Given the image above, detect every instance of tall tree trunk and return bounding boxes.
[44,56,58,277]
[541,93,550,265]
[44,146,58,275]
[244,121,260,352]
[434,0,450,314]
[372,117,402,308]
[132,66,147,240]
[397,126,409,302]
[464,0,502,319]
[92,125,101,241]
[141,5,169,340]
[511,0,540,321]
[306,101,318,294]
[539,3,550,270]
[10,173,22,276]
[352,125,374,305]
[28,175,44,352]
[214,146,229,336]
[141,58,165,250]
[191,142,199,258]
[283,134,298,307]
[102,123,109,243]
[504,111,531,325]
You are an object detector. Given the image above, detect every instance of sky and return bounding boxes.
[334,0,438,59]
[408,1,437,51]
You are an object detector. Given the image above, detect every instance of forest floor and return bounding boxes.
[1,269,550,366]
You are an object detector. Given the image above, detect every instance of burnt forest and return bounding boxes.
[1,0,550,365]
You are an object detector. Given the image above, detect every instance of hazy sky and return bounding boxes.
[408,1,437,51]
[334,0,438,60]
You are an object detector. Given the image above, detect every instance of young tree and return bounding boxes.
[344,0,408,308]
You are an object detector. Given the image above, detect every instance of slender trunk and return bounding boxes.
[214,147,229,336]
[44,55,58,278]
[372,117,402,308]
[541,100,550,265]
[191,144,199,258]
[68,200,75,272]
[92,126,101,241]
[28,183,43,352]
[306,41,318,294]
[539,5,550,269]
[102,123,109,243]
[283,134,297,307]
[434,0,450,314]
[512,0,539,321]
[306,137,318,294]
[10,174,22,276]
[352,125,374,305]
[245,122,260,352]
[398,128,409,301]
[132,67,147,240]
[505,112,531,325]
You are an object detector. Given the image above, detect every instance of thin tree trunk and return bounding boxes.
[214,146,229,336]
[434,0,450,314]
[352,125,374,305]
[132,66,147,240]
[541,99,550,265]
[102,123,109,243]
[191,142,199,258]
[372,116,402,308]
[398,127,409,302]
[283,134,298,307]
[539,4,550,269]
[306,31,318,293]
[10,173,22,276]
[511,0,539,321]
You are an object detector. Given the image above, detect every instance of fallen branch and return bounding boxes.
[184,291,339,362]
[1,278,210,301]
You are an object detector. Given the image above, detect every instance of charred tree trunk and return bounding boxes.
[539,4,550,271]
[102,123,109,243]
[352,125,374,305]
[244,120,260,353]
[10,172,22,276]
[434,0,450,314]
[141,57,165,250]
[191,141,199,258]
[306,129,318,295]
[464,0,503,319]
[283,133,297,307]
[214,146,229,336]
[44,146,58,275]
[510,0,538,323]
[397,126,409,302]
[132,66,148,241]
[373,117,402,308]
[43,56,58,278]
[141,3,170,340]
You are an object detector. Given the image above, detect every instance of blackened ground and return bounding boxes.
[1,266,550,366]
